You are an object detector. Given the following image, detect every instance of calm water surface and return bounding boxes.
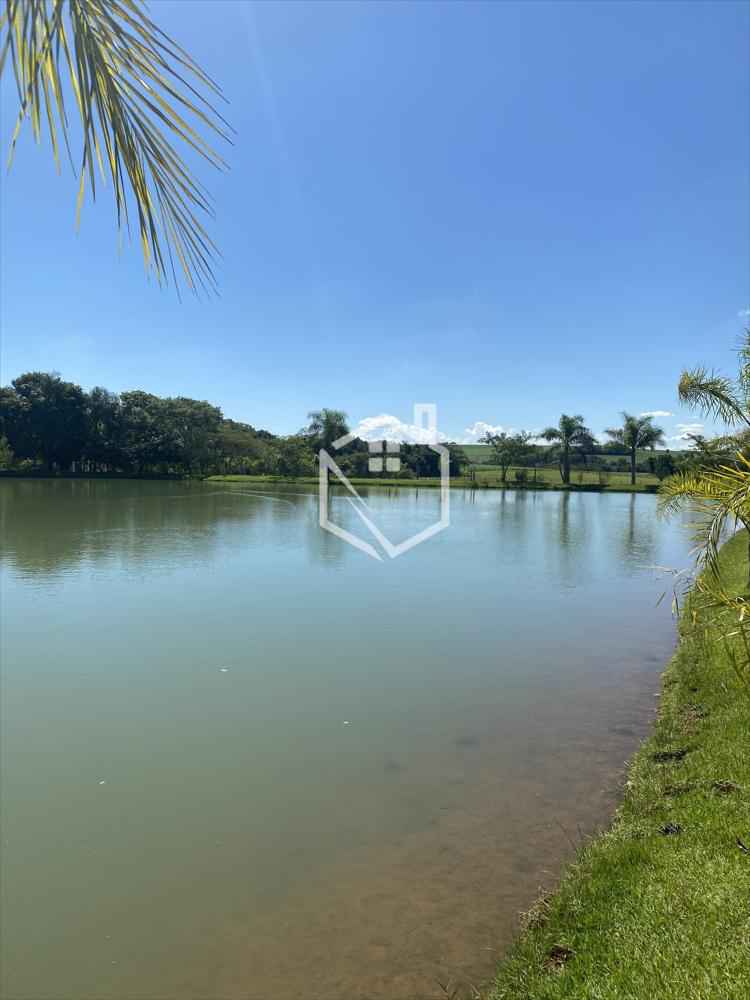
[1,480,690,999]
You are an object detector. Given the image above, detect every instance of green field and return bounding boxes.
[486,531,750,1000]
[460,443,687,468]
[468,465,659,489]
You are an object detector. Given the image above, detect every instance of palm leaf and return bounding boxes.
[678,368,749,427]
[1,0,231,293]
[659,456,750,579]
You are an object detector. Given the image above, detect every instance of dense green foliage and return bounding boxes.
[0,371,725,491]
[0,373,253,475]
[487,531,750,1000]
[0,372,465,479]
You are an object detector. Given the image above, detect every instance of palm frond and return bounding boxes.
[540,428,560,442]
[736,330,750,410]
[659,457,750,579]
[678,368,749,427]
[637,423,666,449]
[1,0,231,293]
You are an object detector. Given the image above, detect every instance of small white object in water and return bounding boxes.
[343,720,350,726]
[98,779,107,785]
[219,667,229,673]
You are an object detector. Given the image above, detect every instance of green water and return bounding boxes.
[1,479,690,999]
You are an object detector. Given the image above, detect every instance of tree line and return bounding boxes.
[481,412,669,486]
[1,371,728,485]
[0,375,465,479]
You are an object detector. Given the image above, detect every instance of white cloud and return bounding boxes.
[640,410,673,418]
[460,420,509,444]
[350,413,448,444]
[459,422,555,445]
[667,422,704,444]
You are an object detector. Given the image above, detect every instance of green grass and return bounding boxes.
[460,444,689,467]
[470,465,659,489]
[486,531,750,1000]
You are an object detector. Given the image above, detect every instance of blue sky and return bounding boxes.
[1,0,748,444]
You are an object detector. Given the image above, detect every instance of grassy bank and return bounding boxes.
[487,531,750,1000]
[468,465,659,489]
[205,473,658,493]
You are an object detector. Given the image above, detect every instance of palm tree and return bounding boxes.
[305,409,350,453]
[659,454,750,586]
[540,414,593,485]
[660,333,750,588]
[1,0,230,293]
[605,413,665,486]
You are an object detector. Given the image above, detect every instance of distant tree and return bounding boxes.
[0,372,88,470]
[540,415,594,484]
[168,397,223,474]
[84,387,125,471]
[274,437,315,477]
[399,442,465,478]
[119,391,178,472]
[605,413,665,486]
[339,449,370,477]
[601,440,628,455]
[216,420,273,474]
[653,451,677,480]
[447,444,468,478]
[481,431,532,483]
[305,409,349,453]
[0,435,14,469]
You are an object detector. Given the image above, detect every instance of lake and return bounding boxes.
[0,479,691,999]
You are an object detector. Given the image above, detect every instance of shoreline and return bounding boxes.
[206,474,658,494]
[0,472,659,493]
[485,531,750,999]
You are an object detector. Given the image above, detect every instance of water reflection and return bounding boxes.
[618,492,658,570]
[1,479,692,1000]
[0,479,317,579]
[1,480,665,583]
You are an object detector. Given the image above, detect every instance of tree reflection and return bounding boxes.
[618,492,657,571]
[0,480,311,579]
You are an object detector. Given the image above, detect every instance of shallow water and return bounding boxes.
[0,479,691,999]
